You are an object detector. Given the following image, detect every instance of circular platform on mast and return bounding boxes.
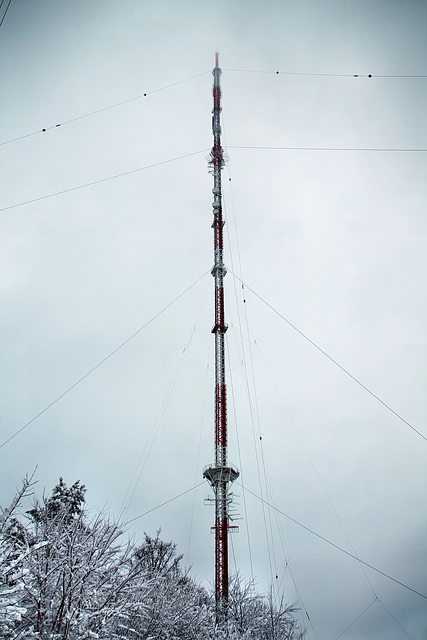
[203,464,240,485]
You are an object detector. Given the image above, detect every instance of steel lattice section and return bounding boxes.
[203,54,239,622]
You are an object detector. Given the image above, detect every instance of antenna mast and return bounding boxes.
[203,53,239,619]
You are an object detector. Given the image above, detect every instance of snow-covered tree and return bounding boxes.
[1,478,304,640]
[14,478,151,639]
[27,476,86,523]
[132,530,183,579]
[0,474,35,639]
[217,575,305,640]
[112,531,212,640]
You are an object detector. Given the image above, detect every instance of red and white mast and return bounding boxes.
[203,53,239,618]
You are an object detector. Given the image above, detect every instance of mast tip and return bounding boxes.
[215,52,219,68]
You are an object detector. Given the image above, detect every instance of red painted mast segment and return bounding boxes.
[203,53,239,618]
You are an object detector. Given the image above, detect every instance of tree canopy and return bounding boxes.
[1,476,304,640]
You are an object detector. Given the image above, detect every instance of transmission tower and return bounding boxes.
[203,53,239,619]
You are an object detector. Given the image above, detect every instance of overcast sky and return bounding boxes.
[1,1,426,638]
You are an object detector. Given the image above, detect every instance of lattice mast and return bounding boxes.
[203,53,239,617]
